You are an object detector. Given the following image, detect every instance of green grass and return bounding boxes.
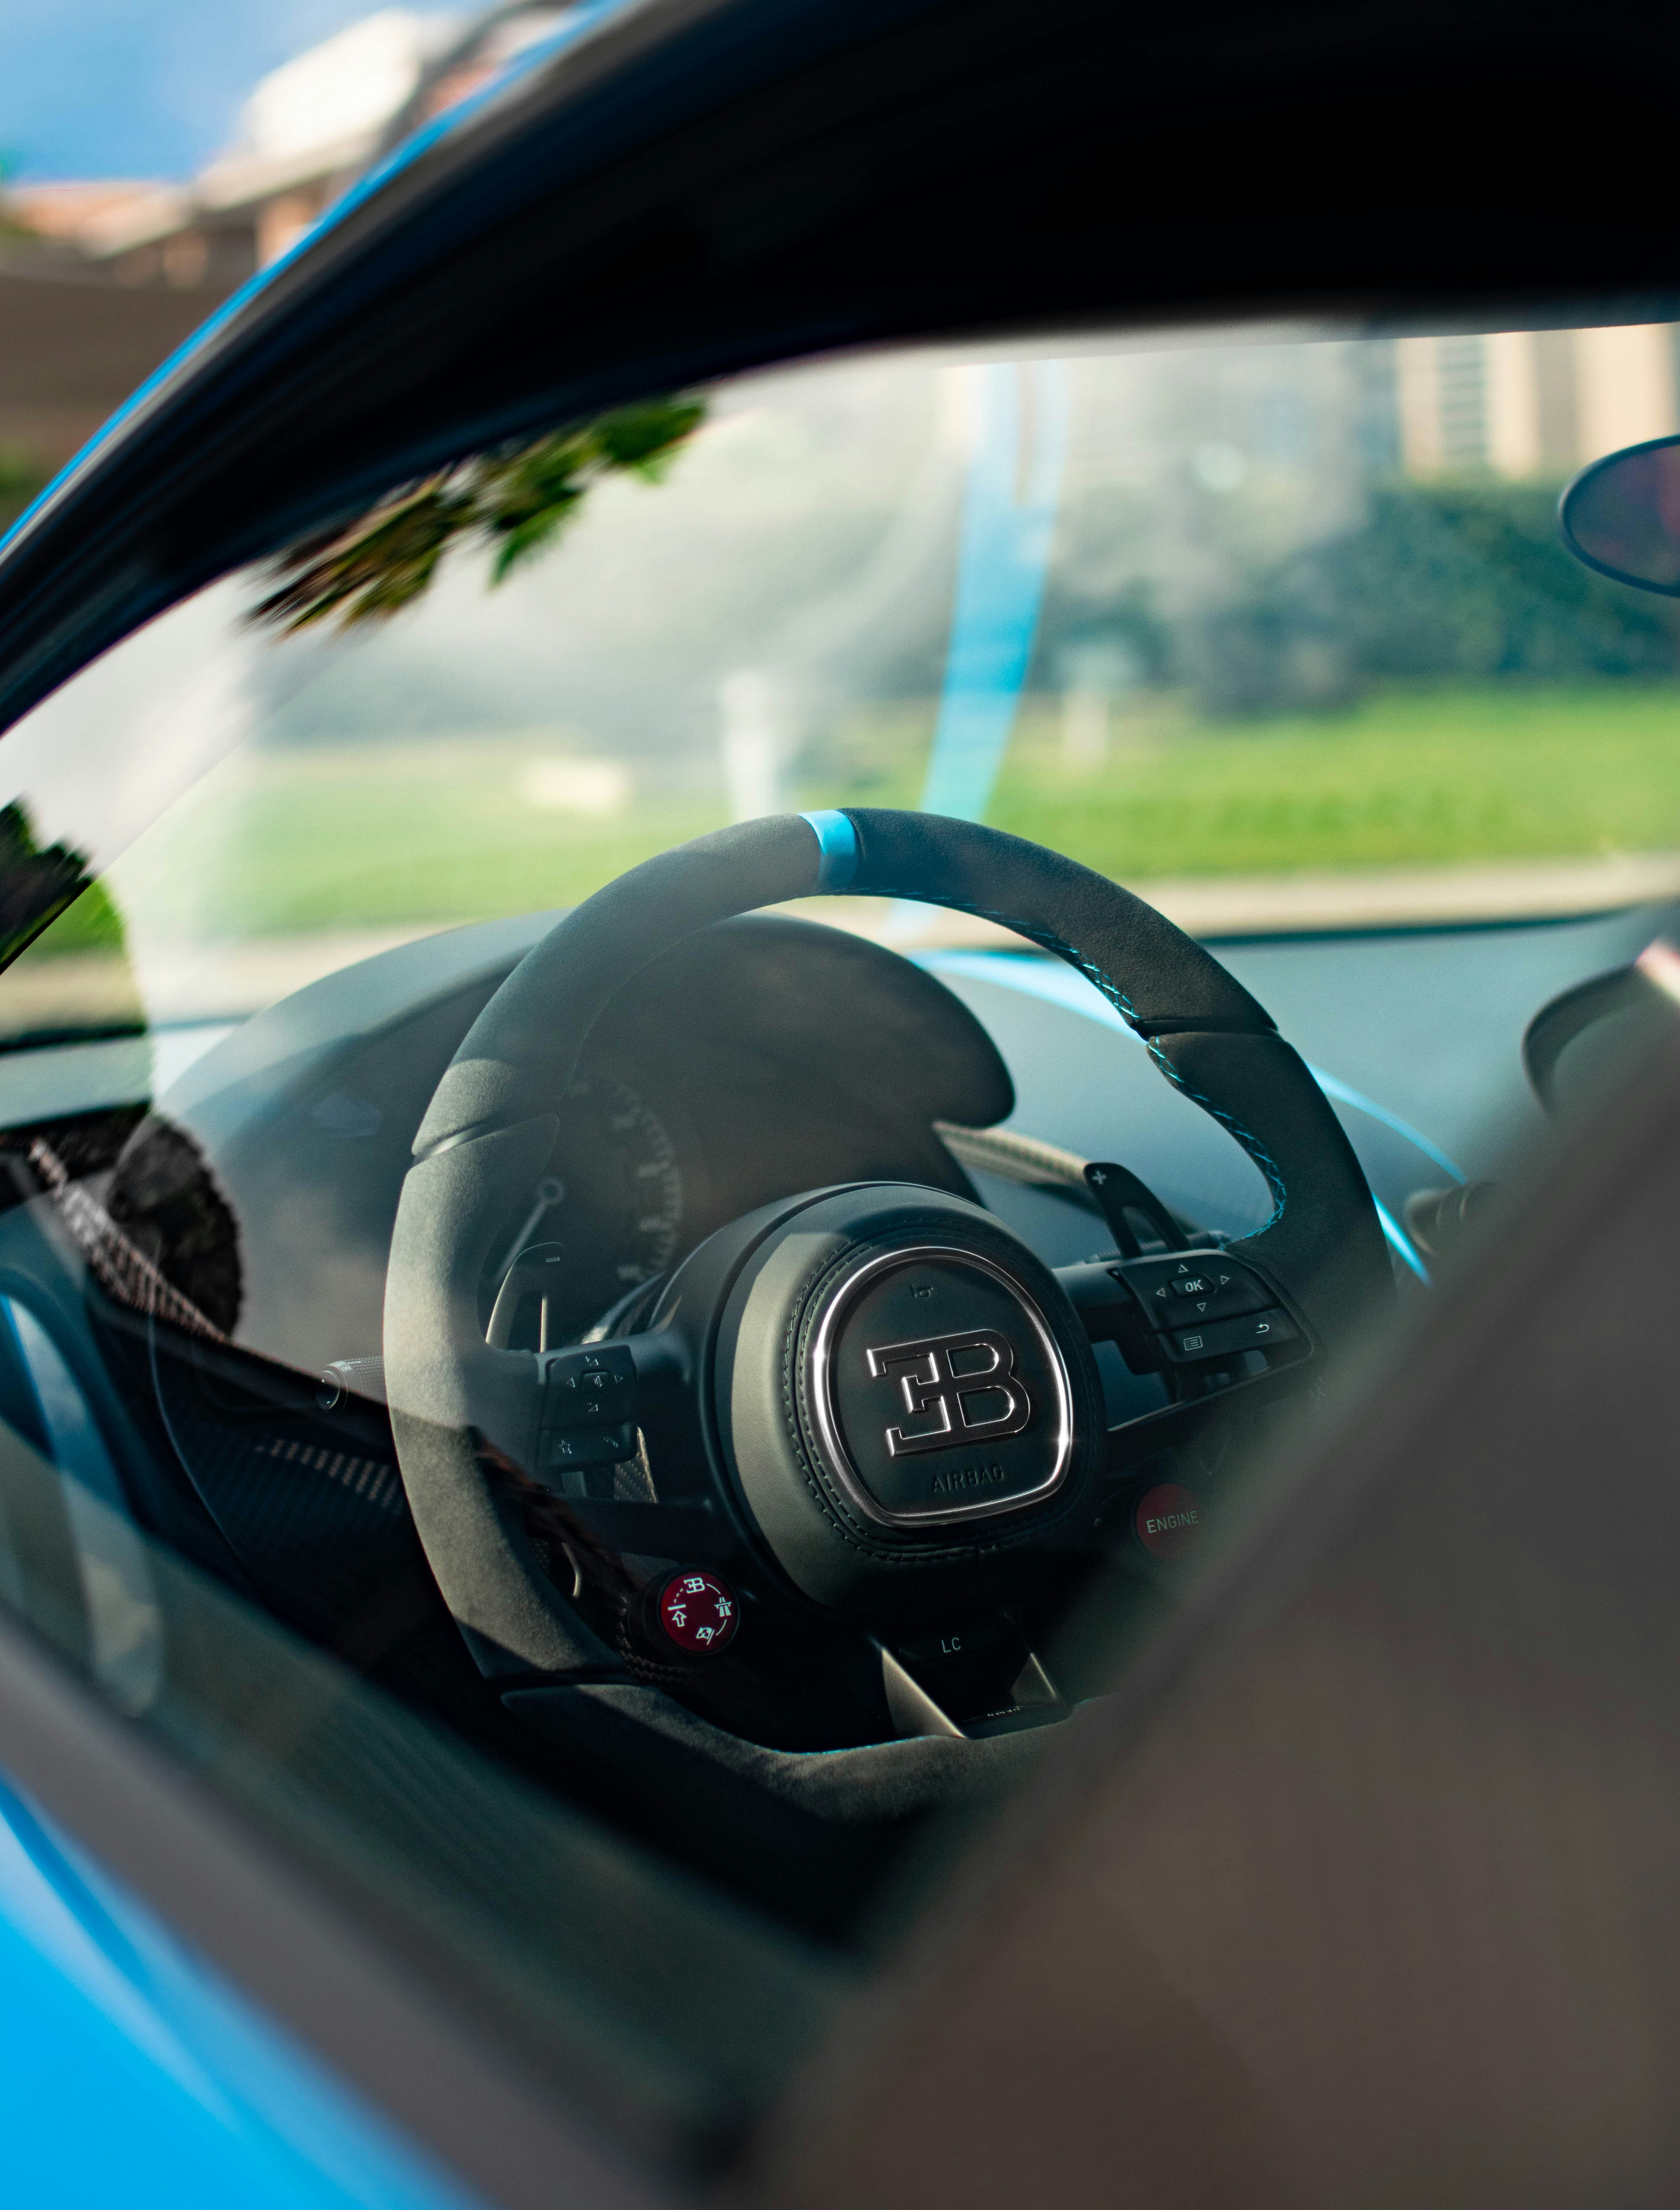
[116,743,727,938]
[817,682,1680,882]
[87,683,1680,945]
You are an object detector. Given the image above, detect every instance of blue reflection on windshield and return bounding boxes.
[919,361,1069,822]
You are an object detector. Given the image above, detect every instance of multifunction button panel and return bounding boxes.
[1113,1254,1300,1369]
[538,1341,638,1477]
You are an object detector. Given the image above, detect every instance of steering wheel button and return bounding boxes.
[543,1345,635,1428]
[1118,1256,1272,1325]
[1134,1483,1204,1559]
[1158,1308,1296,1363]
[657,1570,739,1656]
[544,1421,635,1469]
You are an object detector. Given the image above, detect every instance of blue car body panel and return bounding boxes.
[0,1773,478,2210]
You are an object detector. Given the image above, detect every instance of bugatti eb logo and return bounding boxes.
[864,1328,1033,1457]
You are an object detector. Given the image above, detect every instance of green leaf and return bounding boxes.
[252,396,707,634]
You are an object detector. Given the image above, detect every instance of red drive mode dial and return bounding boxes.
[656,1570,740,1656]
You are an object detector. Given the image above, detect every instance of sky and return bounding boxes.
[0,1,459,181]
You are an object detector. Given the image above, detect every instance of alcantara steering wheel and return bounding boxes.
[382,811,1389,1799]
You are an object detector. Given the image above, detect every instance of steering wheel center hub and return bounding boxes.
[700,1184,1105,1617]
[807,1244,1074,1528]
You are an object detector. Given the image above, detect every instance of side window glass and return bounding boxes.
[0,315,1670,2162]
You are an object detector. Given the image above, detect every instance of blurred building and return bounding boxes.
[0,177,228,476]
[0,6,574,486]
[1396,324,1680,477]
[45,10,465,285]
[0,266,225,482]
[29,5,575,284]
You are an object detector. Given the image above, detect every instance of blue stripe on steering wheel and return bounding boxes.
[801,809,860,892]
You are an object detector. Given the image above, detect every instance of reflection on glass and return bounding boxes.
[251,398,708,632]
[0,316,1672,2168]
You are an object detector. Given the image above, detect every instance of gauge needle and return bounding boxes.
[495,1176,566,1279]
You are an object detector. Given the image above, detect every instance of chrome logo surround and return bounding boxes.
[805,1243,1075,1529]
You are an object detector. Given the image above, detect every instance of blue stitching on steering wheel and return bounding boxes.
[862,885,1288,1230]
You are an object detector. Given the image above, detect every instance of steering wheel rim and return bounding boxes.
[383,809,1390,1679]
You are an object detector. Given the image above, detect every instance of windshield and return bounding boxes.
[0,310,1672,2165]
[6,326,1677,999]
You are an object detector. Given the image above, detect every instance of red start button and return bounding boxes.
[1134,1483,1204,1561]
[657,1570,740,1655]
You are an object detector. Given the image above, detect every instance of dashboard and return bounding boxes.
[0,914,1016,1661]
[122,911,1019,1382]
[0,900,1549,1683]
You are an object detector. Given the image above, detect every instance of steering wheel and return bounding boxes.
[382,811,1389,1795]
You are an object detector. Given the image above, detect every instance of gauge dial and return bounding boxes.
[494,1072,684,1346]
